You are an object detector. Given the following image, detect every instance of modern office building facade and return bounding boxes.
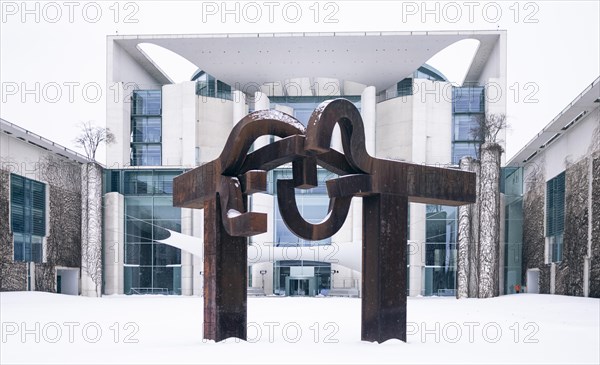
[505,77,600,298]
[103,31,507,297]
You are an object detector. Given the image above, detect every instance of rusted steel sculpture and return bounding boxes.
[174,99,476,343]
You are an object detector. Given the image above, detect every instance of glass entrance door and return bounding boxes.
[289,279,309,296]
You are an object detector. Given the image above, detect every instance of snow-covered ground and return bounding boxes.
[1,292,598,364]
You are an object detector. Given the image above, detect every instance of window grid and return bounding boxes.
[546,172,565,262]
[10,174,45,262]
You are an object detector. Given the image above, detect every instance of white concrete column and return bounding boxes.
[274,104,294,143]
[192,208,204,296]
[253,91,271,150]
[103,192,124,295]
[232,90,247,126]
[250,193,274,247]
[351,197,362,245]
[409,203,426,296]
[361,86,376,156]
[181,208,193,296]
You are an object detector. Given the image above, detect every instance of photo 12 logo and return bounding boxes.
[407,321,540,344]
[1,321,140,344]
[400,2,540,24]
[209,321,340,343]
[1,2,140,24]
[200,1,340,24]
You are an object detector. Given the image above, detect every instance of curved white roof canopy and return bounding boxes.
[110,31,503,90]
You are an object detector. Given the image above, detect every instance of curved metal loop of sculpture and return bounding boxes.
[174,99,378,239]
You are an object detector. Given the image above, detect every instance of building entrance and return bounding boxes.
[285,277,317,296]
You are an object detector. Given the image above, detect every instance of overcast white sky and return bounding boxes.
[1,1,599,163]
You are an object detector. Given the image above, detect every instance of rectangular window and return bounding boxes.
[10,174,45,263]
[451,143,479,165]
[424,205,457,296]
[452,86,484,165]
[131,144,161,166]
[453,114,481,141]
[122,170,184,295]
[132,90,161,115]
[132,117,162,143]
[546,172,565,262]
[453,87,485,113]
[131,90,162,166]
[397,78,413,97]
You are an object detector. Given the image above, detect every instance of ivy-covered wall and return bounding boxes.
[555,157,589,296]
[0,156,82,293]
[590,152,600,298]
[522,151,599,297]
[521,165,551,294]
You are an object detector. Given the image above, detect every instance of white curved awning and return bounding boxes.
[156,229,362,272]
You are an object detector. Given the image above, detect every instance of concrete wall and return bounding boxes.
[106,82,132,168]
[162,81,197,167]
[103,192,124,295]
[196,97,234,164]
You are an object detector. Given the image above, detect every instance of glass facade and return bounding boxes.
[503,167,524,294]
[131,90,162,166]
[376,65,448,102]
[273,261,332,296]
[423,205,457,296]
[10,174,45,263]
[546,172,565,263]
[257,98,361,296]
[451,86,485,164]
[193,71,233,100]
[105,169,183,295]
[269,96,361,125]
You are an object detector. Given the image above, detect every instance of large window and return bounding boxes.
[451,86,485,164]
[120,170,183,295]
[503,167,524,294]
[131,90,162,166]
[424,205,457,296]
[10,174,45,263]
[546,172,565,263]
[132,90,161,115]
[453,86,485,113]
[194,71,232,100]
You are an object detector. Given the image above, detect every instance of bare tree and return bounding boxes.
[471,113,507,157]
[74,121,115,161]
[457,113,507,298]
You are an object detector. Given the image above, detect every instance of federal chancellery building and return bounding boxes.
[101,31,507,297]
[3,31,596,298]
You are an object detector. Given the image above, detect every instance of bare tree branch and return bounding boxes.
[74,121,115,160]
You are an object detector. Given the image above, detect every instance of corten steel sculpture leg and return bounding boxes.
[203,196,247,341]
[174,99,476,344]
[362,194,408,342]
[174,111,306,342]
